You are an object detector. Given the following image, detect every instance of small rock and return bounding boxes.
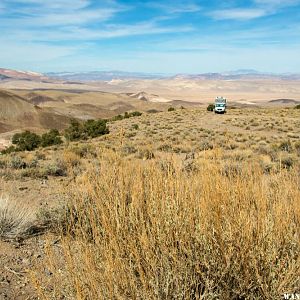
[44,268,53,276]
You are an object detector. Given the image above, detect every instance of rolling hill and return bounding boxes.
[0,90,37,118]
[0,90,70,133]
[0,88,173,137]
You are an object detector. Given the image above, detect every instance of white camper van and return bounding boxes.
[214,96,227,114]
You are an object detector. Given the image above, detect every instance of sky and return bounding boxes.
[0,0,300,74]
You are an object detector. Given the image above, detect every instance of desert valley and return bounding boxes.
[1,68,300,146]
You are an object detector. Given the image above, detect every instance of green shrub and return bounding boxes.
[41,129,63,147]
[168,107,175,112]
[207,104,215,112]
[83,119,109,138]
[111,114,124,121]
[64,119,83,141]
[3,129,61,154]
[294,104,300,109]
[106,111,142,123]
[131,124,139,130]
[65,119,109,141]
[1,145,16,155]
[129,111,142,117]
[12,131,41,151]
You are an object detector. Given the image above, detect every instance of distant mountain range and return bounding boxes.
[45,70,300,81]
[45,71,165,81]
[1,68,300,82]
[171,71,300,81]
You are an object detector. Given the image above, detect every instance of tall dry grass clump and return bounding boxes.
[0,196,36,240]
[41,150,300,299]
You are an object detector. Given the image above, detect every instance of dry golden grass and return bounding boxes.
[35,147,300,299]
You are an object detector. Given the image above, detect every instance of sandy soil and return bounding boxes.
[0,176,68,299]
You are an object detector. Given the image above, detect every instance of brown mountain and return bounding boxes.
[0,89,70,133]
[0,68,47,81]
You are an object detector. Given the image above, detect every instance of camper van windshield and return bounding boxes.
[216,104,225,107]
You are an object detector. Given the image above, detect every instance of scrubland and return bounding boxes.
[1,107,300,299]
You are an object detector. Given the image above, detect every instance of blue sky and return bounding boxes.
[0,0,300,73]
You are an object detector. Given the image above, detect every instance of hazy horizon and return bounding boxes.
[2,68,300,77]
[0,0,300,73]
